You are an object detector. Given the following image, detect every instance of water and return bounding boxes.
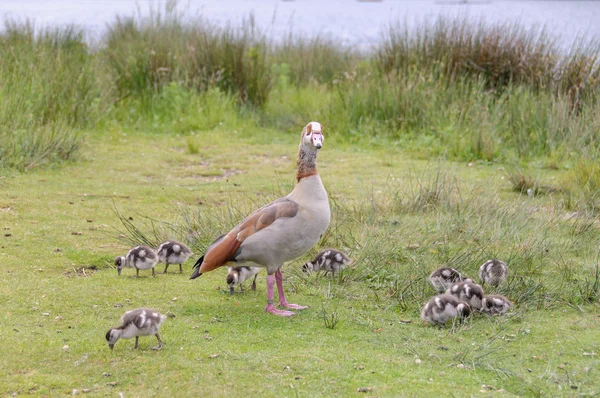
[1,1,599,49]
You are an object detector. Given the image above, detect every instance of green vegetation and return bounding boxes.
[1,4,600,396]
[1,7,599,170]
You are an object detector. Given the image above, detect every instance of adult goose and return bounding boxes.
[190,122,331,316]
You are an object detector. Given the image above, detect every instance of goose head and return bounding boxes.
[456,302,472,319]
[302,261,315,273]
[226,267,238,295]
[114,256,126,275]
[105,328,119,349]
[302,122,324,151]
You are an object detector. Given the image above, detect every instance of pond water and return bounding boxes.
[1,1,599,49]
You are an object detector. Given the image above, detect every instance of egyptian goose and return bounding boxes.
[115,246,158,277]
[105,308,167,350]
[226,266,261,294]
[421,294,471,325]
[446,279,484,310]
[302,248,352,277]
[157,240,193,273]
[190,121,331,316]
[428,267,463,292]
[479,259,508,287]
[481,295,512,315]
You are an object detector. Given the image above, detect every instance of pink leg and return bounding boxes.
[275,269,308,310]
[265,274,295,316]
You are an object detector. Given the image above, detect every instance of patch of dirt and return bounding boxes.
[186,168,243,182]
[252,154,290,166]
[62,266,98,278]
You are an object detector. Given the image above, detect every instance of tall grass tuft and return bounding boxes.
[103,5,271,107]
[0,21,106,169]
[2,11,600,169]
[376,16,600,100]
[272,35,357,85]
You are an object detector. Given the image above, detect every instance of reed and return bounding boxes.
[0,21,106,169]
[103,7,271,107]
[2,10,599,170]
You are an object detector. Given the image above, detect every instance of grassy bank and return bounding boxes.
[1,129,599,395]
[1,9,599,170]
[1,6,600,396]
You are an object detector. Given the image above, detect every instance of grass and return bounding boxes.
[1,128,600,395]
[2,7,600,169]
[1,4,600,395]
[0,21,107,169]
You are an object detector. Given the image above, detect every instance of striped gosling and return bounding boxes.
[446,279,485,310]
[105,308,167,350]
[479,259,508,287]
[157,240,193,273]
[115,246,158,277]
[226,266,261,295]
[481,295,512,315]
[428,267,463,292]
[421,294,472,326]
[302,249,353,277]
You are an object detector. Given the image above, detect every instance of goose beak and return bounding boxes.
[108,344,114,350]
[229,286,235,295]
[117,268,121,276]
[312,133,323,149]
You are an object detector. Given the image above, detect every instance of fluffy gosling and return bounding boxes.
[115,246,158,277]
[157,240,193,273]
[421,294,472,326]
[105,308,167,350]
[479,259,508,287]
[428,267,463,292]
[481,295,512,315]
[302,249,353,277]
[446,279,485,310]
[226,266,261,295]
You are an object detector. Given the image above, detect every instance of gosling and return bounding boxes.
[479,259,508,287]
[421,294,472,326]
[115,246,158,277]
[105,308,167,350]
[226,266,261,294]
[157,240,193,273]
[446,279,485,310]
[428,267,463,292]
[302,249,353,277]
[481,295,512,315]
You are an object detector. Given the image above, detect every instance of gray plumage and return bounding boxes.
[189,122,331,317]
[481,295,512,315]
[105,308,167,350]
[157,240,193,273]
[428,267,463,292]
[302,249,352,277]
[115,246,158,277]
[446,279,485,310]
[421,294,472,325]
[479,259,508,287]
[226,266,260,294]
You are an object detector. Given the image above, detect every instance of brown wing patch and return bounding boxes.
[198,199,299,273]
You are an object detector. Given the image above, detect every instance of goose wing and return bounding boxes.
[190,198,299,278]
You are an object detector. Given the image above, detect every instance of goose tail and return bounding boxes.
[190,255,204,280]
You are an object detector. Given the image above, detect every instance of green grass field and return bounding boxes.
[1,126,599,396]
[1,6,600,396]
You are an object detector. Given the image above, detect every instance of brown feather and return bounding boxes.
[198,199,299,273]
[296,169,318,182]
